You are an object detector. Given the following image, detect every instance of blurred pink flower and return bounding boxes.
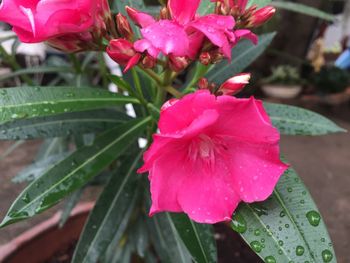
[0,0,110,51]
[139,90,288,223]
[127,0,251,60]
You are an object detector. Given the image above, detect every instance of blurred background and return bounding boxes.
[0,0,349,262]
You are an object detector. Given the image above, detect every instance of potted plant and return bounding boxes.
[0,0,343,262]
[261,65,303,99]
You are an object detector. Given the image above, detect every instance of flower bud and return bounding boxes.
[160,6,171,19]
[198,78,209,90]
[116,13,134,41]
[199,52,211,66]
[169,56,189,72]
[141,54,157,69]
[250,6,275,27]
[107,39,137,65]
[218,73,251,95]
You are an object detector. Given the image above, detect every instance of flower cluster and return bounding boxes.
[0,0,287,224]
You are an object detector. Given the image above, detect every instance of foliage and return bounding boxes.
[263,65,302,86]
[0,0,342,263]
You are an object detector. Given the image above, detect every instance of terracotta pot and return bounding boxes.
[0,202,94,263]
[262,84,302,99]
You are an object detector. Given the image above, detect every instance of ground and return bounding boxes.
[0,105,349,263]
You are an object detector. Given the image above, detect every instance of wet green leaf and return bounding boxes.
[264,103,346,135]
[59,189,84,228]
[0,87,138,124]
[206,33,276,85]
[0,109,130,140]
[232,168,336,263]
[72,152,142,263]
[171,214,217,263]
[248,0,272,8]
[148,213,192,263]
[0,117,150,227]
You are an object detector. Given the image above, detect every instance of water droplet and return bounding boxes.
[231,213,247,234]
[287,187,293,192]
[285,224,290,228]
[321,238,326,242]
[254,229,261,236]
[11,113,28,120]
[321,249,333,262]
[250,241,262,253]
[65,92,75,98]
[21,193,31,203]
[306,210,321,227]
[265,256,276,263]
[278,240,284,246]
[280,211,286,217]
[296,245,305,256]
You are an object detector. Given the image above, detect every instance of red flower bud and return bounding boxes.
[251,6,276,27]
[219,73,251,95]
[169,56,189,72]
[107,39,136,66]
[199,52,211,66]
[116,13,134,41]
[141,54,157,69]
[198,78,209,90]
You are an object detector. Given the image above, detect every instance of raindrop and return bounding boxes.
[296,245,305,256]
[321,249,333,262]
[231,213,247,234]
[250,241,262,253]
[287,187,293,192]
[22,193,31,203]
[254,229,261,236]
[264,256,276,263]
[306,210,321,227]
[278,240,284,246]
[280,211,286,217]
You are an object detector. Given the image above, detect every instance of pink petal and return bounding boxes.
[235,29,258,45]
[226,137,289,202]
[124,53,142,72]
[168,0,200,25]
[141,20,190,57]
[177,157,241,223]
[214,96,280,143]
[126,6,155,28]
[134,39,160,58]
[187,15,235,58]
[158,90,217,134]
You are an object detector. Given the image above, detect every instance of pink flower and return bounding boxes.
[0,0,110,50]
[250,6,276,27]
[139,90,288,223]
[219,73,251,95]
[127,0,250,60]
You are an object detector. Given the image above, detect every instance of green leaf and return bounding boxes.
[272,1,335,21]
[232,168,336,263]
[0,117,151,227]
[198,1,215,15]
[171,214,217,263]
[0,87,138,124]
[72,152,142,263]
[248,0,272,8]
[206,33,276,85]
[0,109,130,140]
[148,213,192,263]
[264,103,346,135]
[59,189,84,228]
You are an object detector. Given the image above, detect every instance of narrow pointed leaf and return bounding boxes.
[148,213,192,263]
[0,117,150,227]
[171,214,217,263]
[206,33,276,85]
[59,189,84,228]
[72,153,142,263]
[264,103,346,135]
[0,87,139,124]
[248,0,272,8]
[272,1,334,21]
[0,109,130,140]
[232,168,336,263]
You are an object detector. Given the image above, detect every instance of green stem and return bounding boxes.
[165,85,184,98]
[140,67,162,85]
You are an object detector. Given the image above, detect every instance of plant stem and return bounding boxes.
[140,68,162,85]
[165,85,184,98]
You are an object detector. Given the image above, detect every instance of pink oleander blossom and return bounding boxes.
[127,0,256,60]
[0,0,110,50]
[139,90,288,224]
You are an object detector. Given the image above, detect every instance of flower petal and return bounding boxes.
[141,20,189,56]
[126,6,155,28]
[226,137,289,202]
[177,157,241,223]
[168,0,200,25]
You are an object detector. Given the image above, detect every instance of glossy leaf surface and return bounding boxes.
[264,103,345,135]
[0,118,150,227]
[206,33,276,85]
[171,214,217,263]
[232,168,336,263]
[0,87,138,124]
[72,152,142,263]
